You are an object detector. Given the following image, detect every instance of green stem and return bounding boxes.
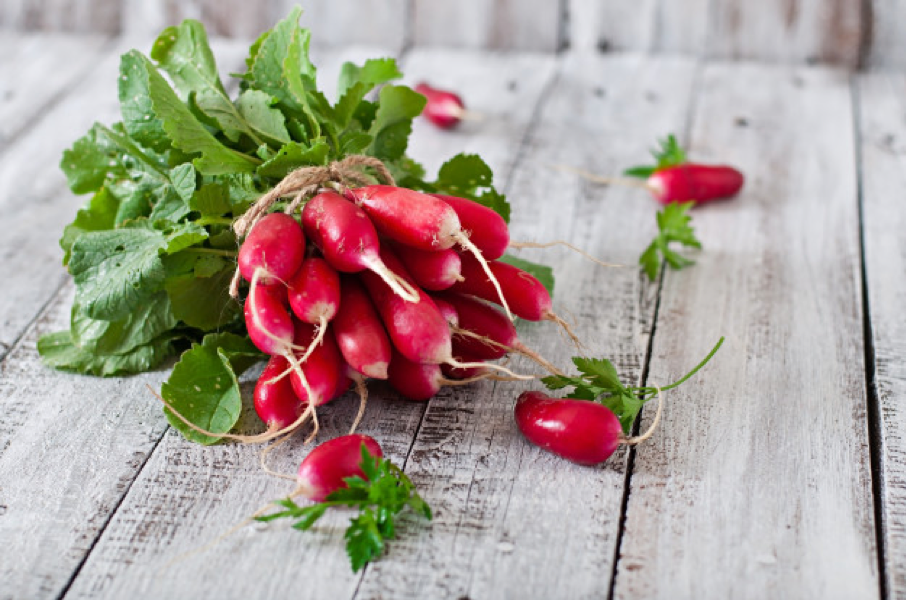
[631,336,725,397]
[183,248,238,258]
[194,216,234,227]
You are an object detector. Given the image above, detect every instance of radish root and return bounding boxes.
[622,385,663,445]
[508,240,623,269]
[454,231,514,322]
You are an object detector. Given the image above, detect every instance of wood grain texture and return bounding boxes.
[865,0,906,69]
[0,0,120,33]
[613,62,878,599]
[0,284,171,600]
[412,0,562,51]
[858,71,906,598]
[356,52,699,600]
[568,0,864,67]
[0,34,109,148]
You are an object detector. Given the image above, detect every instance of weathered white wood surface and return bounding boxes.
[358,52,699,600]
[0,33,109,147]
[568,0,864,67]
[858,71,906,598]
[8,0,905,68]
[613,63,878,599]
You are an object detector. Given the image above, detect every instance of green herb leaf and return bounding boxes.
[639,202,701,281]
[70,292,177,356]
[432,153,510,223]
[256,139,330,179]
[37,329,173,376]
[367,85,426,162]
[256,444,431,572]
[623,133,687,178]
[165,267,240,331]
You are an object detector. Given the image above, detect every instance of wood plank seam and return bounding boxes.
[852,78,890,600]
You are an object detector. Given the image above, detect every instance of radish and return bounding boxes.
[646,163,744,204]
[359,246,453,365]
[391,243,462,291]
[432,194,509,260]
[244,283,296,356]
[301,190,419,303]
[347,184,514,320]
[430,295,459,329]
[514,391,662,465]
[238,213,305,285]
[287,257,341,325]
[254,355,305,430]
[289,321,346,407]
[414,82,466,129]
[331,276,392,380]
[441,352,488,380]
[296,434,383,501]
[387,349,444,401]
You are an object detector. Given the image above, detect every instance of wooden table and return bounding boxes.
[2,33,903,600]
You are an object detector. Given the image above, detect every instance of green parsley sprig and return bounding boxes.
[639,202,702,281]
[256,445,432,572]
[623,133,687,179]
[541,337,724,433]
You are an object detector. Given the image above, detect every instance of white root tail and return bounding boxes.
[621,386,663,446]
[454,231,515,322]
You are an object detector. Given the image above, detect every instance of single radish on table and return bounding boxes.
[414,82,467,129]
[257,434,432,572]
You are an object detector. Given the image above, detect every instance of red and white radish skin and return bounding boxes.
[432,194,509,260]
[332,277,392,380]
[387,349,444,401]
[254,355,304,430]
[514,392,622,465]
[301,190,418,302]
[452,254,552,322]
[349,185,513,318]
[238,213,305,285]
[287,257,341,325]
[360,246,453,365]
[244,283,296,356]
[289,321,345,406]
[297,434,383,501]
[391,243,462,291]
[431,295,459,329]
[647,163,744,204]
[414,82,465,129]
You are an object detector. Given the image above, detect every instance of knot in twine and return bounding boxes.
[229,155,395,298]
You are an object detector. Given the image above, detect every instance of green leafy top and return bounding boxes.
[256,445,432,572]
[639,202,702,281]
[541,337,724,434]
[623,134,687,179]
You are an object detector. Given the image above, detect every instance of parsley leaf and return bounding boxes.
[639,202,701,281]
[257,445,432,572]
[541,338,724,434]
[623,133,688,179]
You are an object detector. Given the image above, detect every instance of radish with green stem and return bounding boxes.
[414,82,469,129]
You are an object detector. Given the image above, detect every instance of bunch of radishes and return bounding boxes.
[235,183,566,439]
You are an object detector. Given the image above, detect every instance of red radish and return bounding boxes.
[244,283,296,356]
[238,213,305,284]
[387,349,444,401]
[441,352,488,380]
[647,163,744,204]
[391,243,462,291]
[514,392,623,465]
[301,191,419,302]
[360,246,452,365]
[254,355,304,430]
[289,321,346,406]
[452,253,552,322]
[287,257,341,325]
[414,82,465,129]
[331,277,392,380]
[431,295,459,329]
[440,292,562,375]
[296,434,383,501]
[348,185,514,319]
[432,194,509,260]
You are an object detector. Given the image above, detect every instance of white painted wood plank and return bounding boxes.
[0,0,120,33]
[412,0,562,51]
[0,283,170,599]
[613,63,878,599]
[568,0,864,67]
[358,52,700,599]
[402,48,558,182]
[0,33,109,147]
[866,0,906,70]
[858,71,906,598]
